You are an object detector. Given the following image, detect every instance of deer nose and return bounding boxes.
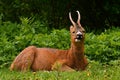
[76,31,83,39]
[77,34,83,39]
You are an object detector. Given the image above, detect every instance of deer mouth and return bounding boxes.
[75,35,83,42]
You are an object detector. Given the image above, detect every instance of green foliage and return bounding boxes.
[31,29,70,49]
[0,18,49,68]
[85,27,120,63]
[0,60,120,80]
[0,0,119,29]
[0,19,120,68]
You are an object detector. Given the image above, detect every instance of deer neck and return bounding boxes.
[69,41,84,59]
[67,41,87,70]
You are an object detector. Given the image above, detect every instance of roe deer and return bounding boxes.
[10,11,88,71]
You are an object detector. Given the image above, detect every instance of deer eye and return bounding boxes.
[72,31,75,33]
[82,31,86,33]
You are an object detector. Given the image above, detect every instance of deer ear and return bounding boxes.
[70,26,74,31]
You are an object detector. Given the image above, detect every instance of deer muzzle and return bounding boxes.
[75,31,83,42]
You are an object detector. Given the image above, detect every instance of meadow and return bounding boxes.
[0,60,120,80]
[0,18,120,80]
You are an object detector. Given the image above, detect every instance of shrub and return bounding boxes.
[0,18,49,68]
[0,19,120,68]
[31,29,70,49]
[85,27,120,63]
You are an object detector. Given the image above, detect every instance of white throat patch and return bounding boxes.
[75,39,81,42]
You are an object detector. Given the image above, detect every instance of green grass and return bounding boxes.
[0,60,120,80]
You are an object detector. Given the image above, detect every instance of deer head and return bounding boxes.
[69,11,85,45]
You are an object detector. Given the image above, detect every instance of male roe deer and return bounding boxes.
[10,11,88,71]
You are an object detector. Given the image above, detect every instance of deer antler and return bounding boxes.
[76,11,81,26]
[69,11,81,27]
[69,12,76,27]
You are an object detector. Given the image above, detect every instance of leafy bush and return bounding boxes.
[31,29,70,49]
[0,19,120,68]
[0,18,49,68]
[85,27,120,63]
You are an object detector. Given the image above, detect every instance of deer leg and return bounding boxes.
[10,46,36,71]
[52,60,75,71]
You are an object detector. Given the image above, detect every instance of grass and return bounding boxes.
[0,60,120,80]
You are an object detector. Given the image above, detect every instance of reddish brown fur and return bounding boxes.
[10,11,88,71]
